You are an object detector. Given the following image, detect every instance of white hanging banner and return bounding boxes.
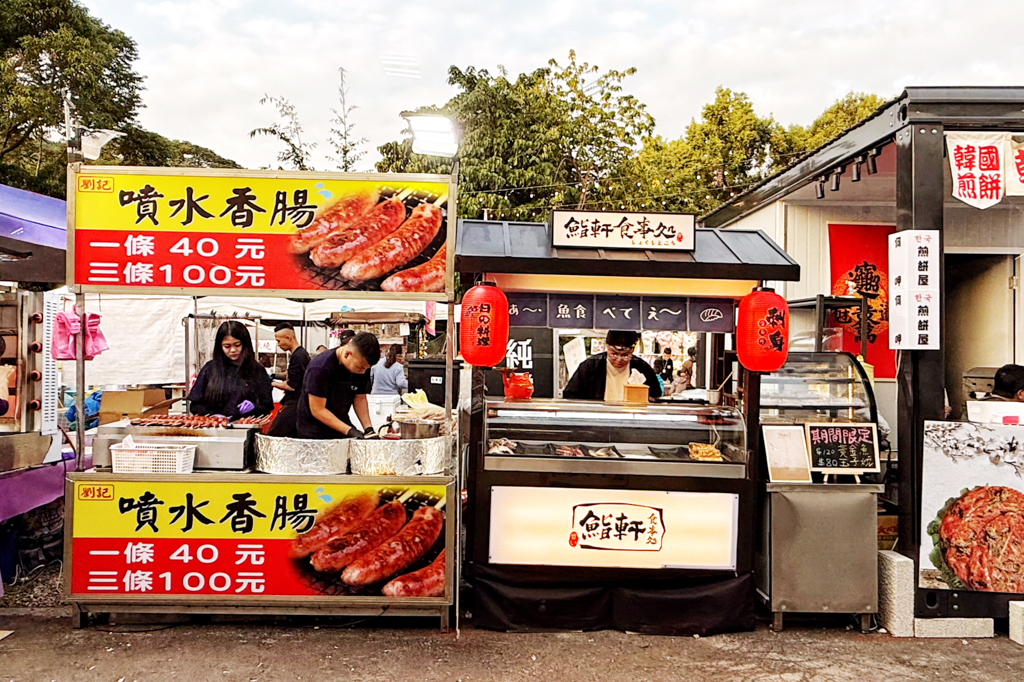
[945,131,1009,209]
[1007,136,1024,196]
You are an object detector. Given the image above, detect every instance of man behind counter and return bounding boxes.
[266,322,310,437]
[563,330,662,402]
[296,332,381,439]
[987,364,1024,402]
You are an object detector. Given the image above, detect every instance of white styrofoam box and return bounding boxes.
[914,618,994,638]
[1010,601,1024,646]
[878,550,914,637]
[349,394,403,432]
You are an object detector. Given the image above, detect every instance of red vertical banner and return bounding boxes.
[828,224,897,378]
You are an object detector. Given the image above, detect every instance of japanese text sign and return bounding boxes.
[71,167,452,296]
[506,293,548,327]
[687,298,734,333]
[551,210,695,251]
[547,295,595,328]
[888,230,940,350]
[488,486,738,570]
[805,423,880,474]
[594,296,641,330]
[946,132,1008,210]
[68,479,449,601]
[643,297,689,331]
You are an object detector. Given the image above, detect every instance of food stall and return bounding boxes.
[703,87,1024,623]
[63,166,461,629]
[455,212,800,634]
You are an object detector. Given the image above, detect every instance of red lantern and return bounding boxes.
[737,288,789,372]
[460,282,509,367]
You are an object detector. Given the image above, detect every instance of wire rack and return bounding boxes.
[294,186,448,291]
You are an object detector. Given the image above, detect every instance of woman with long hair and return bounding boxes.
[187,320,273,418]
[370,344,408,395]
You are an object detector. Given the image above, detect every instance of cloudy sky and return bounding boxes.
[81,0,1024,171]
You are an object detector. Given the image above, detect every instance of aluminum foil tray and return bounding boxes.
[349,437,447,476]
[255,434,349,475]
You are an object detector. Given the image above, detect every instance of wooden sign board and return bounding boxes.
[762,425,812,483]
[805,423,880,474]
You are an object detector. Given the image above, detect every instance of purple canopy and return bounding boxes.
[0,183,66,283]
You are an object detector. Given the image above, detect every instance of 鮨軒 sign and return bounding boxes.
[551,210,695,251]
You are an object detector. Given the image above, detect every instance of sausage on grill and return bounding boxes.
[310,197,407,269]
[341,506,444,585]
[309,501,407,573]
[382,550,445,597]
[340,203,443,282]
[289,490,379,559]
[380,245,446,293]
[289,188,380,254]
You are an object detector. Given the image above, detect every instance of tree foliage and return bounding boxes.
[250,95,317,171]
[328,68,366,172]
[96,125,240,168]
[789,92,887,151]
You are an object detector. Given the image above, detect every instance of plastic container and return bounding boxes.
[110,442,196,474]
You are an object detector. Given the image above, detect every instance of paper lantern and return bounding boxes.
[460,282,509,367]
[737,288,789,372]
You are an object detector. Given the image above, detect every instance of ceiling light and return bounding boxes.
[866,148,880,175]
[830,168,842,192]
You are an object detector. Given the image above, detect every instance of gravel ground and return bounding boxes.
[1,613,1024,681]
[0,563,65,609]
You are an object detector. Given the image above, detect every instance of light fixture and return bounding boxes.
[830,168,843,192]
[851,155,865,182]
[815,176,826,199]
[866,148,880,175]
[400,112,458,158]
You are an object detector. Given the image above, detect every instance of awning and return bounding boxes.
[455,219,799,282]
[0,183,66,283]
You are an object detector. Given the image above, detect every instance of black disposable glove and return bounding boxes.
[341,427,359,439]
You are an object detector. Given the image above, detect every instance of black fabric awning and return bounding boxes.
[455,219,800,282]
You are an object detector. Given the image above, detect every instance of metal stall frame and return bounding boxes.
[64,166,462,631]
[703,87,1024,620]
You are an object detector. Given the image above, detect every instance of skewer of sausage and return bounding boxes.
[382,550,445,597]
[380,245,446,293]
[310,192,411,269]
[340,201,444,282]
[289,490,379,559]
[341,505,444,586]
[309,500,408,573]
[289,187,380,254]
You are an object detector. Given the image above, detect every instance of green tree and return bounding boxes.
[328,68,366,171]
[0,0,143,164]
[792,92,887,151]
[95,125,240,168]
[250,95,316,171]
[376,53,652,221]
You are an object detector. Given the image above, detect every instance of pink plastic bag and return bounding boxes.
[51,308,108,361]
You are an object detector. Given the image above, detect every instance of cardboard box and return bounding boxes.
[878,514,898,551]
[98,390,147,425]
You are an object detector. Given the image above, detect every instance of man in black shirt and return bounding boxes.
[296,332,381,439]
[563,330,661,402]
[267,323,310,437]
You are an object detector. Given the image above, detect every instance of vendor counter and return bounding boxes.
[65,427,458,628]
[467,398,756,635]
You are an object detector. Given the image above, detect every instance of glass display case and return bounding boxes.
[759,352,877,425]
[484,398,747,478]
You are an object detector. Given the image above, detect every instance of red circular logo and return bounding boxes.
[568,531,579,547]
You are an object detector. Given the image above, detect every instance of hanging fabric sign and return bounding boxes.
[1006,136,1024,197]
[945,131,1009,209]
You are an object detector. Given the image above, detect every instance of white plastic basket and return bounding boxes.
[110,442,196,474]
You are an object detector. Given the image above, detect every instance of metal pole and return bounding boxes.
[74,291,86,471]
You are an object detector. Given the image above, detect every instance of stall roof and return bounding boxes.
[456,219,799,282]
[0,183,66,283]
[703,86,1024,228]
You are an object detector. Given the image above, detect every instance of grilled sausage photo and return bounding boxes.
[382,550,445,597]
[289,490,379,559]
[340,203,443,282]
[380,245,446,293]
[309,501,407,573]
[341,506,444,585]
[289,188,379,254]
[310,196,408,269]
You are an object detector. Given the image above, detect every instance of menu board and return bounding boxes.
[805,423,880,474]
